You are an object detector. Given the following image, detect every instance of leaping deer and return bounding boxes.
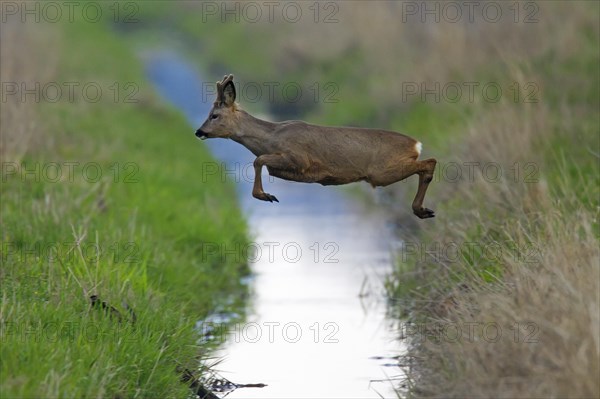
[195,75,437,219]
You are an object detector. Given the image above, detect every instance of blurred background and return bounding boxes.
[2,1,598,398]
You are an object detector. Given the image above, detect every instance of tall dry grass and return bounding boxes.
[0,21,57,164]
[395,96,599,397]
[277,1,595,110]
[405,220,599,398]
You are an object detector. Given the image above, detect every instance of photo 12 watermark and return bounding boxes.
[432,161,540,184]
[1,1,140,24]
[387,161,540,186]
[200,241,340,264]
[401,81,540,104]
[199,1,340,24]
[201,81,339,104]
[196,160,540,185]
[198,161,275,184]
[399,240,541,265]
[1,81,140,104]
[198,320,340,344]
[2,162,140,184]
[401,1,540,24]
[2,240,141,265]
[400,321,540,344]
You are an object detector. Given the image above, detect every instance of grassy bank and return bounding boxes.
[376,4,599,398]
[128,2,600,397]
[1,14,248,398]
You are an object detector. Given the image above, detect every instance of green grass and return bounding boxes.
[1,16,249,398]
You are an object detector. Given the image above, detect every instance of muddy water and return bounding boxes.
[145,51,402,398]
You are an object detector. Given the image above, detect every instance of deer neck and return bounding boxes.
[231,110,279,156]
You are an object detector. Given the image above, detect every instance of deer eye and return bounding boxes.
[211,114,219,120]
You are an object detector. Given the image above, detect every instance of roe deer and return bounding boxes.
[195,75,437,219]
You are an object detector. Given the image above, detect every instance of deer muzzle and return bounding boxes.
[195,128,208,140]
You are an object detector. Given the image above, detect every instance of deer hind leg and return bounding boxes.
[252,153,300,203]
[412,158,437,219]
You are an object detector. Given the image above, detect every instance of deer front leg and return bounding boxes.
[412,158,437,219]
[252,154,295,203]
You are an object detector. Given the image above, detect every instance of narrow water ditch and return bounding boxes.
[145,50,403,399]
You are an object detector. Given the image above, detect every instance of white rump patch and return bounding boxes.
[415,141,422,155]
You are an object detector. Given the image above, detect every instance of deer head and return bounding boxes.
[195,74,240,140]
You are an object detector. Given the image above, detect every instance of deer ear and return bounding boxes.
[222,80,236,107]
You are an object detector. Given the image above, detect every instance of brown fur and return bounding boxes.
[196,75,437,218]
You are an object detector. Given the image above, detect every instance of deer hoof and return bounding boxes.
[254,192,279,203]
[414,207,435,219]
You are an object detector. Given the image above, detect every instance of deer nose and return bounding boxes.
[195,128,206,138]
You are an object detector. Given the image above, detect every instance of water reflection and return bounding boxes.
[145,50,402,398]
